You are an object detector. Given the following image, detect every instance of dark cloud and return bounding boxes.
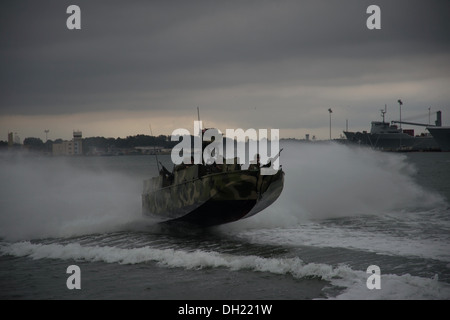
[1,0,449,124]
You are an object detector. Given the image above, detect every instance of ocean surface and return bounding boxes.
[1,141,450,300]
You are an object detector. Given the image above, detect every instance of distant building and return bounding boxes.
[52,131,83,156]
[73,130,82,155]
[134,146,163,154]
[7,132,13,147]
[134,146,172,155]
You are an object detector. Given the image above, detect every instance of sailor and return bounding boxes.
[211,155,224,173]
[209,161,223,173]
[175,156,195,171]
[160,163,172,176]
[159,163,174,186]
[248,154,261,171]
[248,151,281,171]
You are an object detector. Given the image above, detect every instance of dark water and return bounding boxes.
[1,142,450,300]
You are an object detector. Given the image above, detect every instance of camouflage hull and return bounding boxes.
[142,166,284,227]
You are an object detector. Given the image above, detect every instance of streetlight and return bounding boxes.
[328,108,333,140]
[397,99,403,130]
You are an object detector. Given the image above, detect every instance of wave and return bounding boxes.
[0,154,145,241]
[221,141,447,229]
[0,143,447,241]
[231,220,450,262]
[1,241,449,299]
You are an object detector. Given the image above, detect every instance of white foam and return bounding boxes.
[1,241,449,299]
[0,154,143,241]
[1,142,446,241]
[232,223,450,262]
[219,142,450,261]
[332,271,448,300]
[224,141,446,230]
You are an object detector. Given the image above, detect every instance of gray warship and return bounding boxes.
[427,126,450,151]
[344,108,442,151]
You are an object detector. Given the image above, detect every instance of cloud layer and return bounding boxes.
[1,0,449,139]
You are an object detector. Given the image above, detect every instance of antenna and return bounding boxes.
[149,124,161,172]
[197,106,200,122]
[380,105,387,123]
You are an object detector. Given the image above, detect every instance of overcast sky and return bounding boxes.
[1,0,449,141]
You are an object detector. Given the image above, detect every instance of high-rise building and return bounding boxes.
[52,131,83,156]
[72,130,82,155]
[7,132,13,147]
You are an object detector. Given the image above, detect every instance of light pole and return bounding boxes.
[328,108,333,140]
[397,99,403,130]
[428,107,431,126]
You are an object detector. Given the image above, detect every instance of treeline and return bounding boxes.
[83,134,176,151]
[1,134,178,154]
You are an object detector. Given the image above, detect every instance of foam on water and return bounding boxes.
[2,143,449,300]
[225,141,446,230]
[0,153,145,241]
[219,142,450,263]
[1,241,449,299]
[231,221,450,262]
[1,142,446,241]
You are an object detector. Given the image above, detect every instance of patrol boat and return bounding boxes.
[142,157,284,227]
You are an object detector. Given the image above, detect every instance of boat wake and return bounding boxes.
[0,154,144,241]
[220,141,446,230]
[1,240,449,299]
[0,142,447,241]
